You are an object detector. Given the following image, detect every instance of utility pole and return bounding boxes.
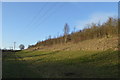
[14,42,16,50]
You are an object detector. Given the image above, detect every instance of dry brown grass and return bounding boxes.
[27,36,118,52]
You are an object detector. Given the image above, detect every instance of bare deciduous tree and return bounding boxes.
[64,23,70,43]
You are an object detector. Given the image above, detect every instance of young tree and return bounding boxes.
[19,44,25,50]
[64,23,70,43]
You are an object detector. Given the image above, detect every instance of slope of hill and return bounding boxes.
[27,36,118,52]
[3,41,119,78]
[28,17,118,51]
[2,17,119,78]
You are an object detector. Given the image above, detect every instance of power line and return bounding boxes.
[33,3,71,40]
[17,3,56,47]
[21,2,48,34]
[23,3,68,43]
[19,3,65,45]
[25,2,58,33]
[30,3,64,36]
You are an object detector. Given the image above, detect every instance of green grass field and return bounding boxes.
[2,49,119,78]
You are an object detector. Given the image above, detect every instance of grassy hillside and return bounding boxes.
[2,37,119,78]
[28,17,118,49]
[2,17,119,78]
[28,36,118,51]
